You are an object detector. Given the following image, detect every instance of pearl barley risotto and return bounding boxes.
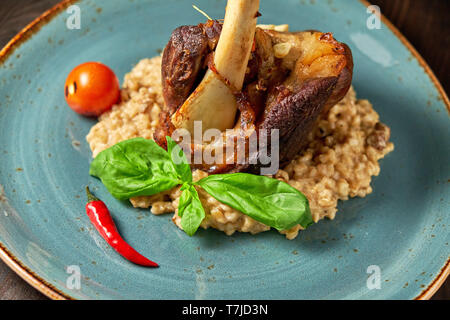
[87,56,394,240]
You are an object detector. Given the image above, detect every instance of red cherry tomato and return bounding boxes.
[64,62,120,116]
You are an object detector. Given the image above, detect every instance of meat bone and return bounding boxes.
[170,0,260,134]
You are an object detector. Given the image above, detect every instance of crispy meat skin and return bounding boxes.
[257,77,338,168]
[157,21,222,149]
[153,110,175,150]
[157,23,353,173]
[161,21,222,114]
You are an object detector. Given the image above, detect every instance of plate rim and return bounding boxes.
[0,0,448,300]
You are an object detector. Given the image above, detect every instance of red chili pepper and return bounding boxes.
[85,187,158,268]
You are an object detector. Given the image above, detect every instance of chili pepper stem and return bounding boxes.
[86,186,100,203]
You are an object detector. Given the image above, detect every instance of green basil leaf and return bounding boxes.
[178,184,205,236]
[89,138,182,200]
[196,173,313,231]
[166,136,192,183]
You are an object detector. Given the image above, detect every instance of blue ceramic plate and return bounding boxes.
[0,0,448,300]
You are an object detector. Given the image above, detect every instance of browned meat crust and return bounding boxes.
[257,77,338,168]
[161,21,222,114]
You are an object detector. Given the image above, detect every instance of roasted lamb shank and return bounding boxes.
[154,0,353,174]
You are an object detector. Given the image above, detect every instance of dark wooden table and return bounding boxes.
[0,0,448,300]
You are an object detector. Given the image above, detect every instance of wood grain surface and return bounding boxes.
[0,0,448,300]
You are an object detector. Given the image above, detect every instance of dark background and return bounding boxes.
[0,0,448,300]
